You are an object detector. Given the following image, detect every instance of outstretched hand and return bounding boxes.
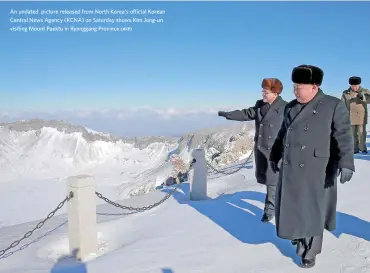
[218,111,227,117]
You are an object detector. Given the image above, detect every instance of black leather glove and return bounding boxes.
[337,168,353,184]
[270,161,280,173]
[218,111,227,117]
[357,92,364,100]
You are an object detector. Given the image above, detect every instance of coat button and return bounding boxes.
[257,145,260,148]
[301,145,306,149]
[259,134,262,137]
[299,163,304,167]
[284,160,288,164]
[260,124,264,127]
[269,124,273,127]
[267,147,271,150]
[285,144,290,147]
[304,126,308,131]
[268,136,272,139]
[288,127,293,130]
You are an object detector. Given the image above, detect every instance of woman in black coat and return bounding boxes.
[218,78,287,222]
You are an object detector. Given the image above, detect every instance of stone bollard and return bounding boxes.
[189,148,207,201]
[67,174,98,261]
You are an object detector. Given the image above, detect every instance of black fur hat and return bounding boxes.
[291,65,324,86]
[349,76,361,85]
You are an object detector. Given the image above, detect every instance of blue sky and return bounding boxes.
[1,1,370,109]
[0,1,370,136]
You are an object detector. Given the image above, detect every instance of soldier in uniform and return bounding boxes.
[218,78,287,222]
[270,65,355,268]
[341,76,370,154]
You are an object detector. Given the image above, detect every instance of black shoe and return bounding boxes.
[299,257,316,268]
[354,150,360,154]
[362,150,368,154]
[261,213,274,222]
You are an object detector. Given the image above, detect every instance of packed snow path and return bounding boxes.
[0,136,370,272]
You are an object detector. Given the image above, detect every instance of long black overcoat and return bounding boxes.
[222,96,287,185]
[270,90,355,239]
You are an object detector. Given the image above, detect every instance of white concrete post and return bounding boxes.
[189,148,207,201]
[67,174,98,261]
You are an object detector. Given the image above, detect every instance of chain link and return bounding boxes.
[0,221,67,260]
[97,211,139,216]
[96,182,181,214]
[206,150,254,176]
[0,192,74,258]
[207,162,243,175]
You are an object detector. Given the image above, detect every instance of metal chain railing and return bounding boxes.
[0,191,74,258]
[199,133,255,176]
[96,161,195,216]
[96,177,183,215]
[0,221,67,260]
[96,210,140,216]
[206,150,254,176]
[96,145,253,216]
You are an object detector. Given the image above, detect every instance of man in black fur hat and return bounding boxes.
[270,65,355,268]
[341,76,370,154]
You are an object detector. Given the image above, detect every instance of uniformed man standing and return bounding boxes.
[218,78,287,222]
[341,76,370,154]
[269,65,355,268]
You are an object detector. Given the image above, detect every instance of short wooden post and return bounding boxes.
[67,174,98,261]
[189,148,207,201]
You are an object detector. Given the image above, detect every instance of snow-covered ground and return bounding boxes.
[0,125,180,227]
[0,120,253,227]
[0,132,369,272]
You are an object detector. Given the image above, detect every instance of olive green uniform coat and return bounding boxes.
[341,87,370,152]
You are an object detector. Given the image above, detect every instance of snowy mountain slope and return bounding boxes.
[0,135,369,272]
[0,119,179,182]
[0,119,254,227]
[0,119,254,185]
[115,122,255,198]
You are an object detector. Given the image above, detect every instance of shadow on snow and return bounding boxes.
[162,182,370,265]
[50,249,87,273]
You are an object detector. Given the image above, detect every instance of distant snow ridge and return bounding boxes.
[1,119,120,142]
[0,119,178,182]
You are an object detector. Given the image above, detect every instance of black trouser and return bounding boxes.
[264,185,276,216]
[295,234,323,260]
[352,124,367,152]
